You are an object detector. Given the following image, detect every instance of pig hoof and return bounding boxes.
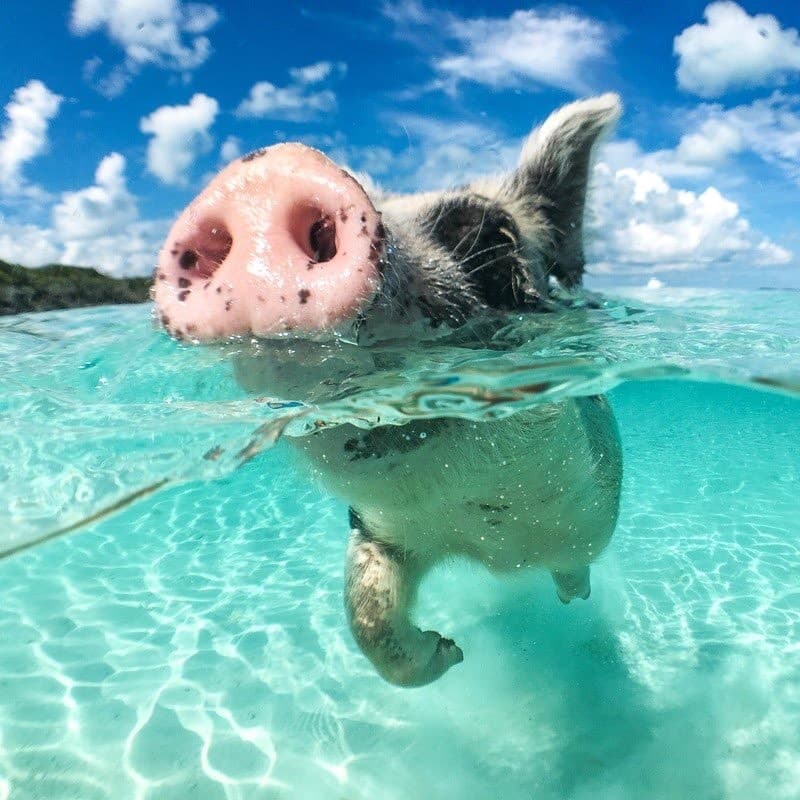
[408,630,464,687]
[436,636,464,669]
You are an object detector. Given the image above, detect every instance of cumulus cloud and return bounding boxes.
[0,219,60,265]
[0,80,63,196]
[0,153,166,275]
[438,9,613,93]
[674,116,744,165]
[53,154,165,274]
[235,61,345,121]
[678,93,800,181]
[70,0,220,97]
[598,93,800,191]
[586,162,791,273]
[140,93,219,186]
[56,217,165,276]
[599,136,736,185]
[384,3,613,94]
[674,1,800,97]
[53,152,137,240]
[602,94,800,184]
[236,83,335,121]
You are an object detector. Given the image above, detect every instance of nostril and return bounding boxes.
[309,216,337,263]
[173,219,232,279]
[178,250,198,269]
[289,204,338,265]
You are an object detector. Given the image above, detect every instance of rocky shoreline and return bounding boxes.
[0,260,151,315]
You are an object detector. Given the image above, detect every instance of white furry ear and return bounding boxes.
[512,93,621,287]
[519,93,621,169]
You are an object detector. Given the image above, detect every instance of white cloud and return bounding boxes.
[70,0,220,97]
[438,9,613,93]
[384,3,613,94]
[599,93,800,189]
[289,60,346,85]
[675,116,744,165]
[236,82,336,121]
[219,135,242,163]
[383,0,431,27]
[0,153,167,276]
[600,135,740,185]
[57,218,165,275]
[680,93,800,181]
[140,93,219,186]
[586,162,792,274]
[235,62,345,121]
[0,80,63,196]
[86,61,133,99]
[82,55,102,82]
[53,152,137,240]
[0,219,60,265]
[605,95,800,185]
[674,1,800,97]
[323,145,393,198]
[53,152,166,275]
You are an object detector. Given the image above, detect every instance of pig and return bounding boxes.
[153,94,623,687]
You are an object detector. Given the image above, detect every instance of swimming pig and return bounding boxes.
[153,94,623,687]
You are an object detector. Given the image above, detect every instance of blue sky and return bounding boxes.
[1,0,799,288]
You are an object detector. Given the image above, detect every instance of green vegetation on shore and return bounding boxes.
[0,260,151,315]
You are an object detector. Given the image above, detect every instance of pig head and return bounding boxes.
[153,94,620,344]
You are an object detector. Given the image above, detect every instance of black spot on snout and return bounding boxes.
[298,289,311,304]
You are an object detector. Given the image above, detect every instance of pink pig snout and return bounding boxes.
[153,143,384,340]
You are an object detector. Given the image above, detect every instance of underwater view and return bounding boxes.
[1,287,798,799]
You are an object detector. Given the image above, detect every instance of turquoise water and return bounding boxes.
[1,289,798,799]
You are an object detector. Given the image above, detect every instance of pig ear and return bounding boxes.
[508,93,621,287]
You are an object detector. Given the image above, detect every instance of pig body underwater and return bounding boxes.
[154,95,624,687]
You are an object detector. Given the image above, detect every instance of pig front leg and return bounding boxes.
[345,520,463,687]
